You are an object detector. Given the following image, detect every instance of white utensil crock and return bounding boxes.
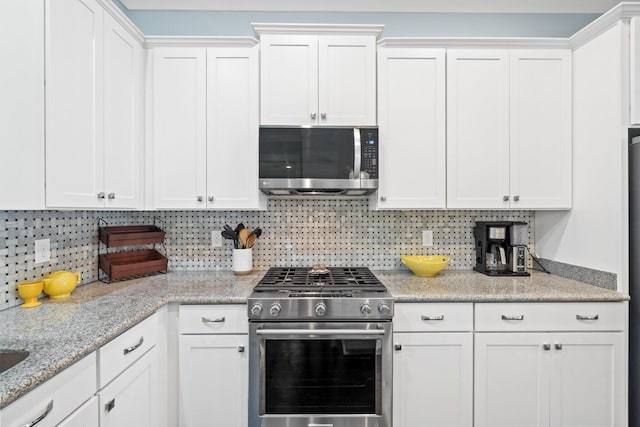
[232,248,253,275]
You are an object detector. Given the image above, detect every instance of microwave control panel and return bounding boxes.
[361,128,378,179]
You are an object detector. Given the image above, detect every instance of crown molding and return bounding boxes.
[145,36,259,48]
[570,2,640,49]
[378,37,570,49]
[98,0,145,43]
[251,23,384,38]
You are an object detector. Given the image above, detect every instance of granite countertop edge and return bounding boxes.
[0,269,628,409]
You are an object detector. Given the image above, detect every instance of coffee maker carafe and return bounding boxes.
[473,221,530,276]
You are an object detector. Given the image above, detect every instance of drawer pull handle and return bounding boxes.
[202,316,226,323]
[421,315,445,321]
[23,400,53,427]
[576,314,599,321]
[501,315,524,321]
[543,344,551,351]
[123,336,144,355]
[105,398,116,412]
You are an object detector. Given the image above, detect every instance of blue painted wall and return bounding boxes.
[110,2,599,38]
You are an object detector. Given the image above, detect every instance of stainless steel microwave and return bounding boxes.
[259,127,378,196]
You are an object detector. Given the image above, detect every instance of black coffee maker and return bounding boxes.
[473,221,530,276]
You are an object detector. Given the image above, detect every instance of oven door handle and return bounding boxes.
[256,328,386,336]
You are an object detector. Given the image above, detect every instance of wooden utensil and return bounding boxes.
[246,233,257,248]
[238,228,250,249]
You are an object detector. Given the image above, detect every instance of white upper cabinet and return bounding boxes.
[0,0,45,209]
[447,49,511,209]
[45,0,143,209]
[447,48,571,209]
[510,50,572,209]
[258,27,380,126]
[150,43,265,210]
[632,17,640,125]
[374,47,446,209]
[46,0,105,208]
[152,48,208,209]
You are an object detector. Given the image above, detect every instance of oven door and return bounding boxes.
[249,321,392,427]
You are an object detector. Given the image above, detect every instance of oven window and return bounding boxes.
[264,339,378,414]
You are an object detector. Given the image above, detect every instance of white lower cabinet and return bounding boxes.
[474,303,625,427]
[393,303,473,427]
[97,347,160,427]
[57,396,99,427]
[0,353,97,427]
[178,305,248,427]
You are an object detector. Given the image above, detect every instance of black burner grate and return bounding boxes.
[256,267,384,292]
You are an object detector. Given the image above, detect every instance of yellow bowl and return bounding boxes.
[43,271,81,299]
[401,255,451,277]
[17,280,44,308]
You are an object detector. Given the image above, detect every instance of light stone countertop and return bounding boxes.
[0,269,627,409]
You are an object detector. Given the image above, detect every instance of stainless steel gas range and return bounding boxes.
[247,266,393,427]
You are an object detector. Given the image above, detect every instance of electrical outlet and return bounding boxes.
[211,231,223,248]
[422,230,433,247]
[35,238,50,264]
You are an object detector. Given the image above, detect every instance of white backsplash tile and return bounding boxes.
[0,199,534,310]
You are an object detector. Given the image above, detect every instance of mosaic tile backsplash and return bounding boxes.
[0,200,534,310]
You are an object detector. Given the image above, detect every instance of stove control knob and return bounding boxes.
[251,303,263,316]
[378,303,392,315]
[315,303,327,317]
[360,304,372,315]
[269,303,282,317]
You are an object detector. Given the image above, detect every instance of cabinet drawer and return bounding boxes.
[179,304,248,334]
[98,312,159,388]
[394,303,474,332]
[1,352,96,427]
[475,302,625,332]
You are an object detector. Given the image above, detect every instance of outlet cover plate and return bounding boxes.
[211,231,222,248]
[422,230,433,247]
[35,238,50,264]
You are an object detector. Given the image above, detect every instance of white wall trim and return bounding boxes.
[570,2,640,49]
[378,37,571,49]
[145,36,259,48]
[251,23,384,38]
[97,0,145,44]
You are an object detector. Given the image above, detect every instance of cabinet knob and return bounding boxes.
[321,113,327,120]
[238,345,245,353]
[106,398,116,412]
[503,195,510,202]
[208,196,214,202]
[310,112,317,120]
[380,196,387,202]
[543,344,551,351]
[513,195,520,202]
[394,344,402,351]
[97,192,106,199]
[108,193,115,200]
[197,196,203,202]
[555,343,563,350]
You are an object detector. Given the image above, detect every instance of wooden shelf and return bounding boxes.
[99,225,165,248]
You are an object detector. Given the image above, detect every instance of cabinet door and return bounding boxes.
[57,397,99,427]
[510,50,571,209]
[103,13,142,209]
[260,35,318,126]
[0,0,45,209]
[152,48,207,209]
[475,333,550,427]
[46,0,104,208]
[393,332,473,427]
[98,347,160,427]
[632,17,640,125]
[318,36,377,126]
[206,47,264,210]
[549,332,624,427]
[447,50,510,209]
[375,48,446,209]
[179,334,248,427]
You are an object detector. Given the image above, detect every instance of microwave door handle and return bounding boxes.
[353,128,361,180]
